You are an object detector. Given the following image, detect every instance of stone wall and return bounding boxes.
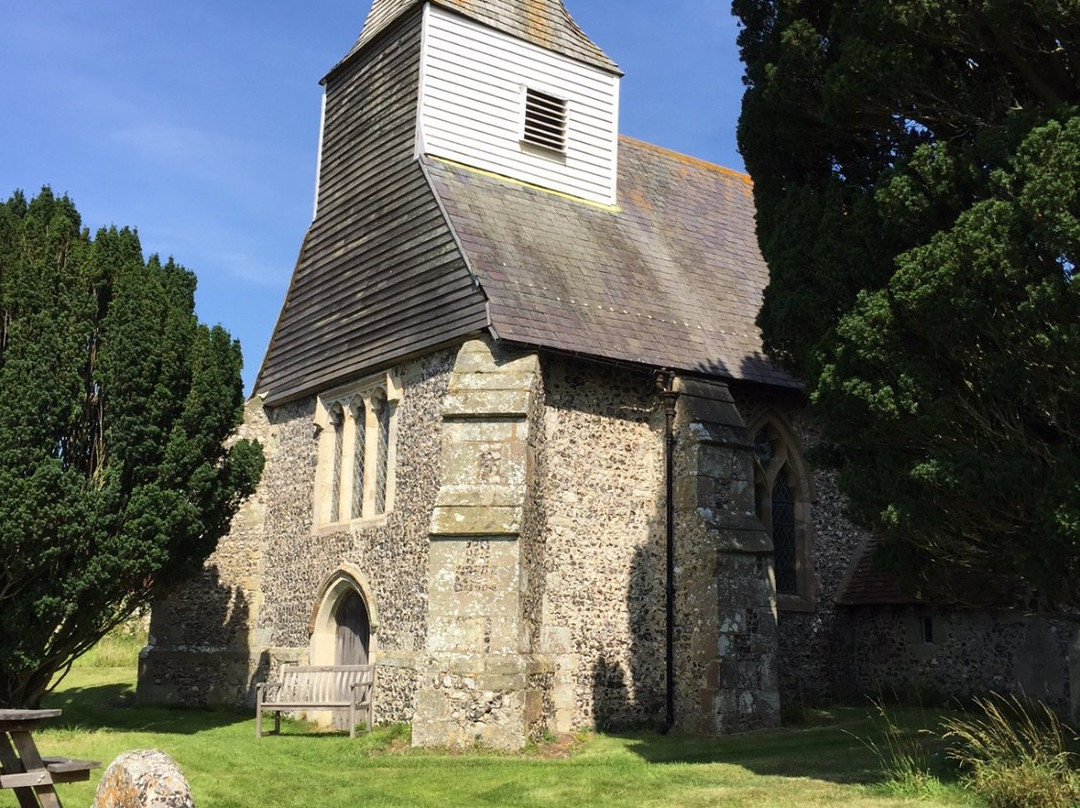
[536,358,667,731]
[138,396,275,706]
[729,386,1079,718]
[415,339,552,748]
[140,349,456,722]
[730,387,865,709]
[672,378,779,734]
[837,607,1074,712]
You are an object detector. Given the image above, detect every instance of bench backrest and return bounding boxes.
[278,665,374,703]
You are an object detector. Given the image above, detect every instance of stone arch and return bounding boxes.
[308,563,379,666]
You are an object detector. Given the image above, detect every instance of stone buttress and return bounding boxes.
[673,377,780,733]
[413,338,553,748]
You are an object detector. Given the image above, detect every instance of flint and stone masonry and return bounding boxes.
[416,339,552,748]
[141,337,786,746]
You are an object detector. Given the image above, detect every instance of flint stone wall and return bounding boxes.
[837,606,1074,712]
[536,358,668,731]
[140,350,455,722]
[139,397,275,706]
[731,388,865,708]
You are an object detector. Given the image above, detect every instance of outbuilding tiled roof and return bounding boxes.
[346,0,619,74]
[835,537,924,606]
[424,136,799,388]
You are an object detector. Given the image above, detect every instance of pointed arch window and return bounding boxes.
[750,417,815,609]
[315,373,399,528]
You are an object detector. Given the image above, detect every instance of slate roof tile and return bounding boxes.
[425,136,799,388]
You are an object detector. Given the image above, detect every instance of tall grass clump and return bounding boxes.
[76,619,147,669]
[942,694,1080,808]
[855,699,942,797]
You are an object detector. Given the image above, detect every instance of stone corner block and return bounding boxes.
[429,505,523,536]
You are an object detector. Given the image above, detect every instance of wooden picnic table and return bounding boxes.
[0,709,99,808]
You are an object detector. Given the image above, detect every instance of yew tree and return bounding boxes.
[0,188,264,706]
[735,0,1080,607]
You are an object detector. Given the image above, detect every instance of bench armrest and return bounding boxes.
[256,681,283,702]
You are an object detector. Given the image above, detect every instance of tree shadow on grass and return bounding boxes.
[44,682,250,735]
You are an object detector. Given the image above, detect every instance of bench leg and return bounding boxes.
[349,704,356,739]
[10,731,61,808]
[255,706,262,739]
[273,711,281,736]
[0,734,39,808]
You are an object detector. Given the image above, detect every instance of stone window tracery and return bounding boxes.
[749,415,815,609]
[314,373,399,528]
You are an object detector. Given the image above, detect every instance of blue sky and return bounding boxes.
[1,0,747,392]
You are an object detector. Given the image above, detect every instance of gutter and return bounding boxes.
[655,369,678,734]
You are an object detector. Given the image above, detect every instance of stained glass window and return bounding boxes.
[750,419,810,602]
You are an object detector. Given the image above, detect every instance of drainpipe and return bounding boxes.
[655,370,678,734]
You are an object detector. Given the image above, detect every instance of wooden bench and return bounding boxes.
[255,664,374,738]
[1,757,100,786]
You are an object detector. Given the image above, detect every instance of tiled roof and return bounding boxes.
[835,536,924,606]
[424,137,799,388]
[346,0,619,74]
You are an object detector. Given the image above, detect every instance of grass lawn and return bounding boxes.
[1,636,975,808]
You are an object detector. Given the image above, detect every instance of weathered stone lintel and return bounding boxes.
[709,522,775,554]
[423,652,554,677]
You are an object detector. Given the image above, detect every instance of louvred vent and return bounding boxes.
[523,88,567,152]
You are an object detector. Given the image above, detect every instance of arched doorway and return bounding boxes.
[333,589,370,666]
[309,565,379,729]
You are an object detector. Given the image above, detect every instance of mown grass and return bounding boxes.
[1,640,978,808]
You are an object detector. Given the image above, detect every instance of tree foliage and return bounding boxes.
[735,0,1080,607]
[0,188,264,706]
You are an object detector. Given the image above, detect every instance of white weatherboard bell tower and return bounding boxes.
[415,3,621,205]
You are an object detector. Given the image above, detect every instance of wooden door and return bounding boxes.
[332,591,369,730]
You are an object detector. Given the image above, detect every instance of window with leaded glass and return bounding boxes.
[771,473,797,594]
[350,401,366,520]
[373,393,391,515]
[329,404,345,523]
[748,417,813,607]
[315,374,399,528]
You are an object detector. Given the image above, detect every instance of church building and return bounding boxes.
[137,0,1075,747]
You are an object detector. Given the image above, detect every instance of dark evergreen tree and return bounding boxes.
[0,188,264,706]
[734,0,1080,607]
